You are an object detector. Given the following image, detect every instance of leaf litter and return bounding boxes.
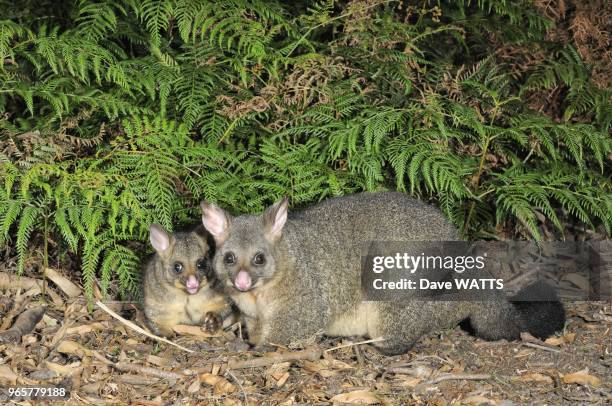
[0,269,609,405]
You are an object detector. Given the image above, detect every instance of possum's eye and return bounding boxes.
[223,252,236,265]
[173,262,183,273]
[252,252,266,266]
[196,259,208,272]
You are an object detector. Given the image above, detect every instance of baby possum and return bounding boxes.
[143,224,233,337]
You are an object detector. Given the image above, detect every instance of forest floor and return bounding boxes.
[0,269,609,405]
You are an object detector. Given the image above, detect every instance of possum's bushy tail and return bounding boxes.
[511,281,566,339]
[465,280,565,342]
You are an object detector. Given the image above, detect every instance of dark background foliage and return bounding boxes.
[0,0,609,298]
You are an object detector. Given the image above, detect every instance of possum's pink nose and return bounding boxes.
[234,270,252,291]
[186,275,199,294]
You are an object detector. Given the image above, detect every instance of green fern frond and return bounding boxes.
[16,206,38,273]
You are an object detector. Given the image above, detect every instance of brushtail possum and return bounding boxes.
[142,224,234,337]
[201,192,565,355]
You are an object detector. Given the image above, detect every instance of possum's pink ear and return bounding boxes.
[149,224,170,253]
[263,197,288,242]
[200,201,230,244]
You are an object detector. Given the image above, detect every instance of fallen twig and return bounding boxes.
[226,370,250,406]
[114,362,184,380]
[206,337,384,370]
[520,331,562,353]
[521,342,561,353]
[117,375,161,386]
[324,337,385,352]
[132,400,165,406]
[95,300,194,353]
[415,373,492,392]
[82,344,184,381]
[227,348,322,369]
[424,373,492,385]
[0,306,46,343]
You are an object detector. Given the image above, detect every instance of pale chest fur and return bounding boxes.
[231,284,278,323]
[184,289,225,323]
[147,286,227,325]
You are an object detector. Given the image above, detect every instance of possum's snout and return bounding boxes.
[185,275,199,294]
[233,269,252,291]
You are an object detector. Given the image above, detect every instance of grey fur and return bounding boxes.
[202,192,565,354]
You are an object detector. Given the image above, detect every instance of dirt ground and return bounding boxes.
[0,270,609,405]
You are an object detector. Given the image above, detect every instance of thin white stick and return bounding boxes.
[226,370,250,406]
[324,337,386,352]
[95,300,194,354]
[522,342,561,353]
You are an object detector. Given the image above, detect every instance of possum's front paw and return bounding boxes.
[203,311,222,333]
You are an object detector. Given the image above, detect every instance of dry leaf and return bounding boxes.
[118,350,129,362]
[56,340,93,357]
[563,332,576,343]
[331,389,382,405]
[428,396,447,406]
[50,322,72,347]
[514,372,553,384]
[562,273,590,292]
[22,334,38,345]
[200,373,225,385]
[268,361,291,380]
[23,287,42,298]
[562,370,601,387]
[81,382,101,395]
[544,336,564,346]
[187,378,201,393]
[397,376,421,388]
[461,395,496,405]
[200,373,236,394]
[146,355,167,367]
[45,361,82,376]
[276,371,290,387]
[513,349,532,358]
[44,268,82,298]
[41,314,58,327]
[65,322,106,336]
[303,359,353,378]
[46,287,65,307]
[0,364,19,384]
[545,332,577,346]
